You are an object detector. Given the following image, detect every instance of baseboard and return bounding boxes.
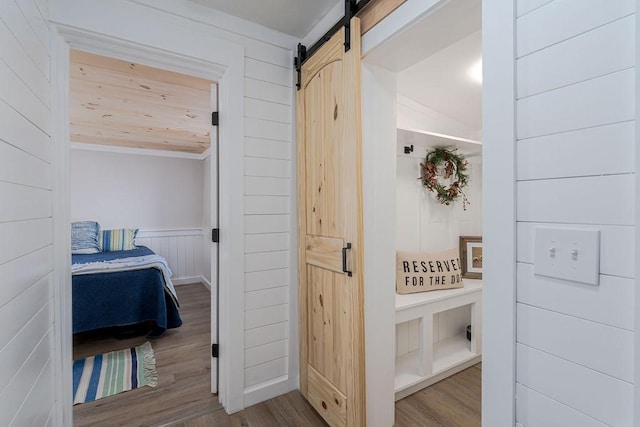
[200,275,212,290]
[172,276,204,285]
[243,375,296,408]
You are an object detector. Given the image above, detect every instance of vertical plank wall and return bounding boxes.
[136,229,205,284]
[515,1,635,425]
[0,0,56,425]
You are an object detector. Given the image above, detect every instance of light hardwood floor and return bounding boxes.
[178,364,481,427]
[73,283,480,426]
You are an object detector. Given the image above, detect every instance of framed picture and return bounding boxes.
[460,236,482,279]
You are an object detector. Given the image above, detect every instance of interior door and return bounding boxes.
[210,84,219,394]
[297,18,365,427]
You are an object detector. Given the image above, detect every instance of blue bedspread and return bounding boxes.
[72,246,182,337]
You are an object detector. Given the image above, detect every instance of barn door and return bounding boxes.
[297,18,365,427]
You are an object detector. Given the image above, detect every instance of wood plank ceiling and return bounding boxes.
[69,50,213,154]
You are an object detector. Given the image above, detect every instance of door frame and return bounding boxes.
[50,24,246,425]
[635,1,640,422]
[209,84,220,395]
[359,0,516,425]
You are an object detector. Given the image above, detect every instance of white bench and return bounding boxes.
[394,279,483,400]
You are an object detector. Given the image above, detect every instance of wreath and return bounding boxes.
[420,147,470,209]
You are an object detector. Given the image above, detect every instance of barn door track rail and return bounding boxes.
[295,0,372,89]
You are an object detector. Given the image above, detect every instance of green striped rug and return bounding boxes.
[73,341,157,404]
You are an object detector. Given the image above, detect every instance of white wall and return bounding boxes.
[70,149,204,229]
[395,147,482,253]
[0,0,56,425]
[514,1,635,426]
[51,0,297,412]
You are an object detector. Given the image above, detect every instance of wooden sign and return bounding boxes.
[396,248,464,294]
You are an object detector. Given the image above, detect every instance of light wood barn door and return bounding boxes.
[297,18,365,427]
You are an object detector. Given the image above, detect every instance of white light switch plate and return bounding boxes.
[534,227,600,285]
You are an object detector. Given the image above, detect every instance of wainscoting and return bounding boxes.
[136,228,205,285]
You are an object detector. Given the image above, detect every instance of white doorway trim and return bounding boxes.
[50,22,246,425]
[360,62,398,427]
[478,2,517,425]
[634,0,640,423]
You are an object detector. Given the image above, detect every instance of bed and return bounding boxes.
[72,245,182,337]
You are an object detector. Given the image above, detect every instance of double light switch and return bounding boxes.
[533,227,600,286]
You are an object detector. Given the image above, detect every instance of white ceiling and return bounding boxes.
[363,0,481,72]
[188,0,340,37]
[361,0,482,135]
[397,30,482,132]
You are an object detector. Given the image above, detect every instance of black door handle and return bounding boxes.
[342,242,352,277]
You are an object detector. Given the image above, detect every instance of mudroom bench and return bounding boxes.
[394,279,483,400]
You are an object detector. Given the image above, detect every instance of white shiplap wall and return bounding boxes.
[0,0,55,425]
[240,23,293,403]
[515,1,635,426]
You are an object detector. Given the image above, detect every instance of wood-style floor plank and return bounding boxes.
[73,283,481,427]
[179,365,481,427]
[395,364,481,427]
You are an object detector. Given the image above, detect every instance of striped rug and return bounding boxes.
[73,341,157,404]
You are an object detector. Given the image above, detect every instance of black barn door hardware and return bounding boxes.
[294,43,307,90]
[295,0,372,89]
[344,0,357,52]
